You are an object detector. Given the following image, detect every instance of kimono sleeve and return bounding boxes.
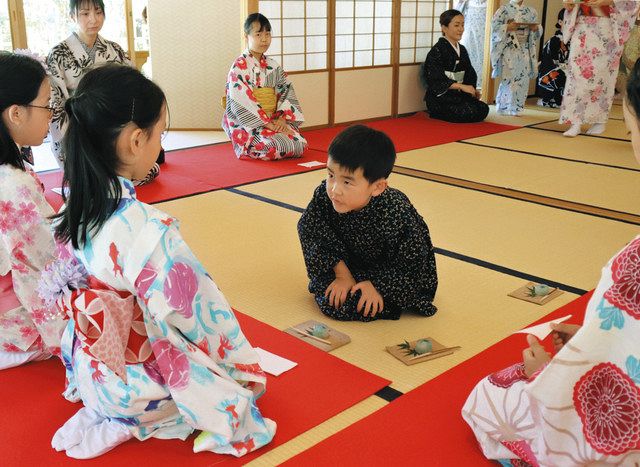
[461,47,479,87]
[490,6,512,78]
[422,46,456,97]
[0,170,60,349]
[611,1,640,47]
[225,60,272,130]
[135,224,275,455]
[364,206,437,304]
[297,183,348,281]
[273,65,305,125]
[46,48,71,156]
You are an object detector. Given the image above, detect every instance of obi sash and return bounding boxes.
[580,5,610,17]
[0,272,20,313]
[252,87,277,116]
[445,70,466,83]
[63,276,152,383]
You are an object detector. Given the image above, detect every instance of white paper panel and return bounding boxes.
[307,18,327,35]
[354,50,373,67]
[400,32,415,48]
[399,48,415,63]
[307,1,327,17]
[417,17,433,31]
[401,1,416,17]
[335,51,354,68]
[434,1,448,16]
[335,34,354,52]
[355,17,374,33]
[355,1,374,16]
[336,0,354,17]
[336,18,354,34]
[283,36,305,54]
[282,0,305,18]
[401,17,416,32]
[375,16,392,33]
[260,1,281,19]
[306,35,327,53]
[418,1,434,16]
[282,53,305,71]
[355,34,373,51]
[307,52,327,69]
[375,1,393,17]
[416,32,432,47]
[270,20,281,37]
[374,33,391,49]
[283,18,305,36]
[416,47,430,62]
[373,48,391,65]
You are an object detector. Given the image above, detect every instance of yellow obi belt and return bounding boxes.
[252,87,277,116]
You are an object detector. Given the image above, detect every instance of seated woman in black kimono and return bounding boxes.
[421,9,489,123]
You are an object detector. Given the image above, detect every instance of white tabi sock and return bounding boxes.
[65,418,133,459]
[563,123,581,137]
[0,349,49,370]
[586,123,606,135]
[52,406,104,451]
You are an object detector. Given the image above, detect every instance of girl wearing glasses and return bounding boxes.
[0,52,67,369]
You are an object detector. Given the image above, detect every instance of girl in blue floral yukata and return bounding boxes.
[44,64,275,459]
[490,0,542,116]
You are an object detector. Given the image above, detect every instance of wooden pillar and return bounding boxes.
[391,0,401,117]
[481,0,499,102]
[8,0,27,50]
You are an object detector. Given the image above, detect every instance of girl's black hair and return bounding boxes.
[328,125,396,183]
[0,52,47,170]
[440,9,463,28]
[69,0,105,15]
[627,58,640,118]
[244,13,271,35]
[54,63,165,249]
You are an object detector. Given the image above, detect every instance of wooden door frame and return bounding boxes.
[8,0,27,49]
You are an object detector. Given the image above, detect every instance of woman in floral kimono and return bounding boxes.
[490,0,542,116]
[462,59,640,466]
[0,52,67,369]
[47,64,275,459]
[222,13,307,160]
[455,0,487,89]
[560,0,638,137]
[47,0,161,184]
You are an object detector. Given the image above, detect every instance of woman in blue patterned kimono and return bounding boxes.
[45,65,275,459]
[455,0,487,89]
[491,0,542,115]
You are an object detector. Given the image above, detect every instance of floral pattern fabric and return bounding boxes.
[46,34,131,162]
[490,2,542,114]
[559,1,639,125]
[222,51,307,160]
[463,235,640,466]
[456,0,487,88]
[56,177,275,456]
[0,164,64,356]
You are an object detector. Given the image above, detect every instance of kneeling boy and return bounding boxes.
[297,125,438,321]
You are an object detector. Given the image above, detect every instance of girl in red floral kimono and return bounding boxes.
[222,13,307,160]
[462,59,640,466]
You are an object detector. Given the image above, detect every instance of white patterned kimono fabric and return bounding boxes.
[463,236,640,466]
[457,0,487,88]
[491,1,542,114]
[559,1,639,125]
[0,164,63,365]
[58,177,275,456]
[46,34,131,163]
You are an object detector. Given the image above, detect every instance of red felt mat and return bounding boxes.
[303,112,518,153]
[282,291,594,466]
[0,310,389,466]
[38,144,328,211]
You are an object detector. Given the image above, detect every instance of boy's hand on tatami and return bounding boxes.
[325,276,356,309]
[351,281,384,318]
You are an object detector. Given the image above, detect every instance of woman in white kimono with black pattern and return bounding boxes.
[47,0,161,185]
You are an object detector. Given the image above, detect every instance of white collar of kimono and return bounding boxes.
[445,38,460,56]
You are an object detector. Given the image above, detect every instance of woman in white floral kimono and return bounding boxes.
[456,0,487,89]
[222,13,307,160]
[490,0,542,116]
[47,64,275,459]
[47,0,161,184]
[462,59,640,467]
[560,0,638,137]
[0,52,67,369]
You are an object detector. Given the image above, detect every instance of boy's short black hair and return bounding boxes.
[328,125,396,183]
[244,13,271,35]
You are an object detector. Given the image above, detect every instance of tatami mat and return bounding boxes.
[234,170,637,290]
[395,142,640,216]
[484,105,558,127]
[466,127,637,169]
[531,117,630,141]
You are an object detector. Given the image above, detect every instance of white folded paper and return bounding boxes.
[513,314,572,340]
[255,347,297,376]
[297,160,325,168]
